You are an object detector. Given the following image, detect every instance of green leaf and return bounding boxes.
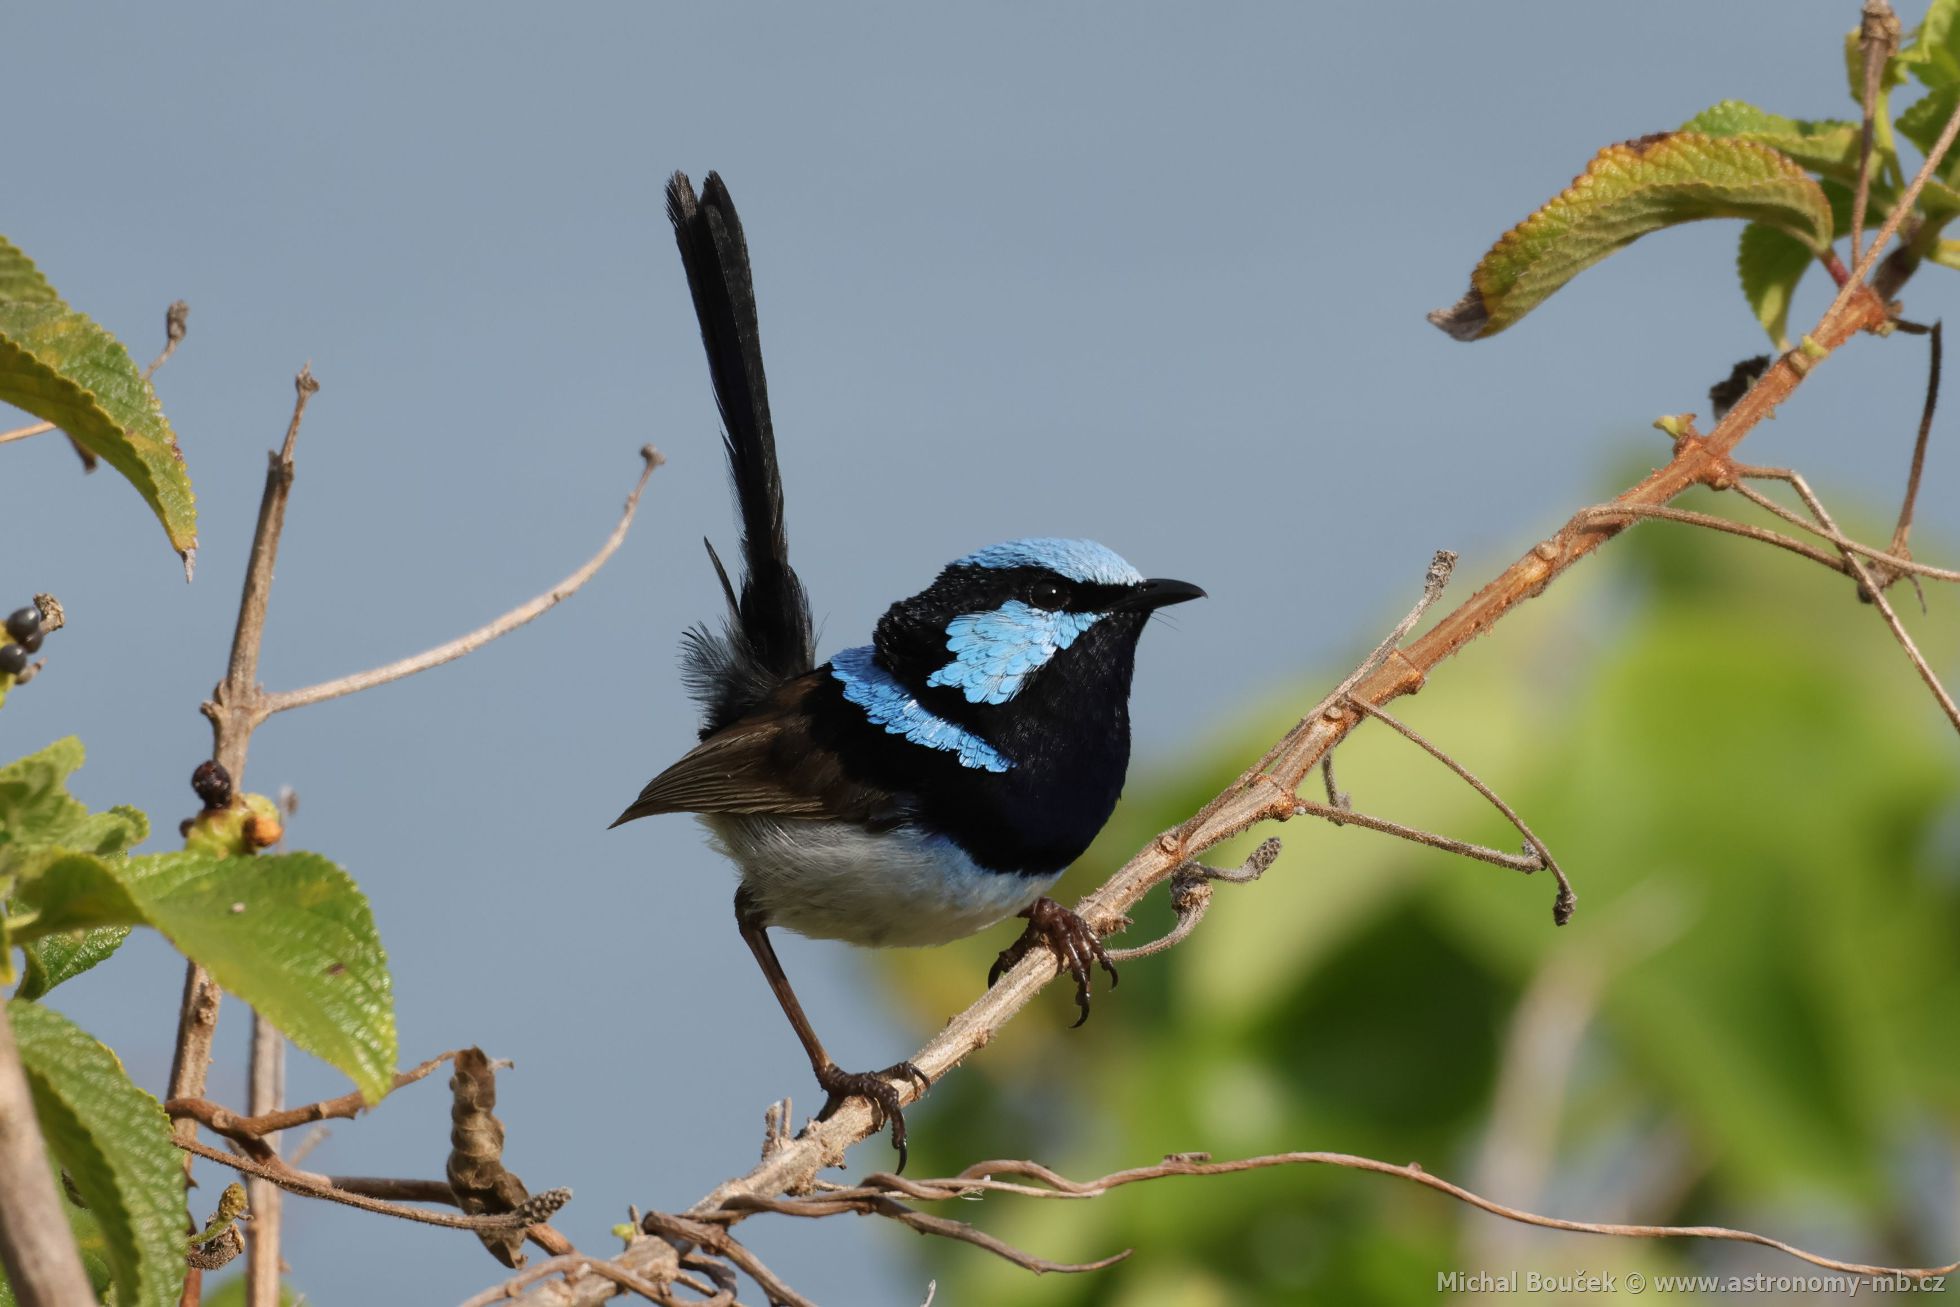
[14,848,395,1101]
[1901,0,1960,88]
[17,927,132,1000]
[1737,222,1814,351]
[1430,133,1834,341]
[1682,100,1865,181]
[1897,83,1960,159]
[0,243,197,568]
[0,737,88,852]
[0,235,64,306]
[7,1000,184,1307]
[126,851,396,1103]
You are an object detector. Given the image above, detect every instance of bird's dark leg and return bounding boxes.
[734,888,930,1170]
[988,896,1118,1028]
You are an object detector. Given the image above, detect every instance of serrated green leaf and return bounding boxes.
[1737,222,1815,351]
[0,737,88,853]
[17,927,132,1000]
[0,236,64,307]
[7,846,396,1101]
[1901,0,1960,88]
[1897,82,1960,162]
[7,1000,184,1307]
[0,290,197,567]
[127,851,395,1102]
[1683,100,1866,181]
[1430,133,1834,341]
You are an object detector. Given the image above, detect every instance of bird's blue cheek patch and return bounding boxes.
[926,601,1102,705]
[832,646,1011,773]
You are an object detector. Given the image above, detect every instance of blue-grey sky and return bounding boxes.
[4,4,1953,1303]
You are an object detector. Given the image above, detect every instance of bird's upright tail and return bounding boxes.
[667,170,814,735]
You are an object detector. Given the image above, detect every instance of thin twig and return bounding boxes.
[245,1014,285,1307]
[457,1255,674,1307]
[639,1213,815,1307]
[1577,504,1851,572]
[176,1139,548,1234]
[1640,485,1960,583]
[1345,699,1577,924]
[259,446,664,716]
[166,1051,459,1143]
[754,1152,1960,1283]
[1104,839,1283,963]
[1825,87,1960,327]
[0,1006,96,1305]
[1850,0,1902,268]
[1735,469,1960,731]
[1292,799,1543,874]
[1883,317,1941,603]
[171,371,320,1290]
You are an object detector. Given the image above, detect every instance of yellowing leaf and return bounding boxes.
[1430,133,1834,341]
[0,243,197,570]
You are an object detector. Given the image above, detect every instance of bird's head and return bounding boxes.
[872,538,1203,718]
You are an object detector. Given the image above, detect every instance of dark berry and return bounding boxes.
[4,607,39,641]
[0,645,27,676]
[191,760,233,810]
[19,629,42,654]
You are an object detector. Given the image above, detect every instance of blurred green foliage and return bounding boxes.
[878,488,1960,1304]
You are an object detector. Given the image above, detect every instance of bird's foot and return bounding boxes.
[814,1059,931,1172]
[988,896,1118,1028]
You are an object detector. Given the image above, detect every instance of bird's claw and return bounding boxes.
[814,1059,931,1172]
[988,896,1118,1028]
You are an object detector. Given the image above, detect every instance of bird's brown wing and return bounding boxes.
[610,672,897,827]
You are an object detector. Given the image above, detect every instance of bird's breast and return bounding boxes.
[704,814,1058,948]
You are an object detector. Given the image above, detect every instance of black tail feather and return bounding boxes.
[668,170,814,734]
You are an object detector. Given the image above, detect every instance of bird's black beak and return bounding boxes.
[1119,577,1206,612]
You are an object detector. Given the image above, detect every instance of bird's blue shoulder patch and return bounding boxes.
[831,646,1012,773]
[926,601,1102,705]
[955,538,1143,586]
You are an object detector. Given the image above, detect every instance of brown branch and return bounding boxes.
[1733,469,1960,731]
[1883,317,1941,596]
[738,1152,1960,1284]
[1345,698,1576,924]
[176,1138,563,1235]
[166,1050,458,1143]
[258,445,664,717]
[458,1255,678,1307]
[1850,0,1901,268]
[501,85,1960,1307]
[0,1005,96,1305]
[245,1014,284,1307]
[171,370,319,1307]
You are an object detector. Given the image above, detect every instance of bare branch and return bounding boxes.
[1345,699,1576,925]
[1850,0,1902,267]
[245,1015,285,1307]
[457,1254,678,1307]
[754,1151,1960,1284]
[166,1050,458,1144]
[1734,469,1960,731]
[259,446,663,716]
[1292,799,1543,874]
[1825,82,1960,326]
[176,1138,565,1235]
[0,1006,96,1305]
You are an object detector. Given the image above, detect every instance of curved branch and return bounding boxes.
[259,446,663,716]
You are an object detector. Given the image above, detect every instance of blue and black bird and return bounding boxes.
[615,172,1203,1164]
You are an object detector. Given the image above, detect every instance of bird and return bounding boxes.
[614,171,1203,1167]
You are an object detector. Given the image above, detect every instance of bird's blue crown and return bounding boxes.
[953,538,1144,587]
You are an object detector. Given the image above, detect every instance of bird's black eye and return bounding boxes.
[1028,579,1069,610]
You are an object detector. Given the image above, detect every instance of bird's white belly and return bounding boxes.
[704,815,1058,948]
